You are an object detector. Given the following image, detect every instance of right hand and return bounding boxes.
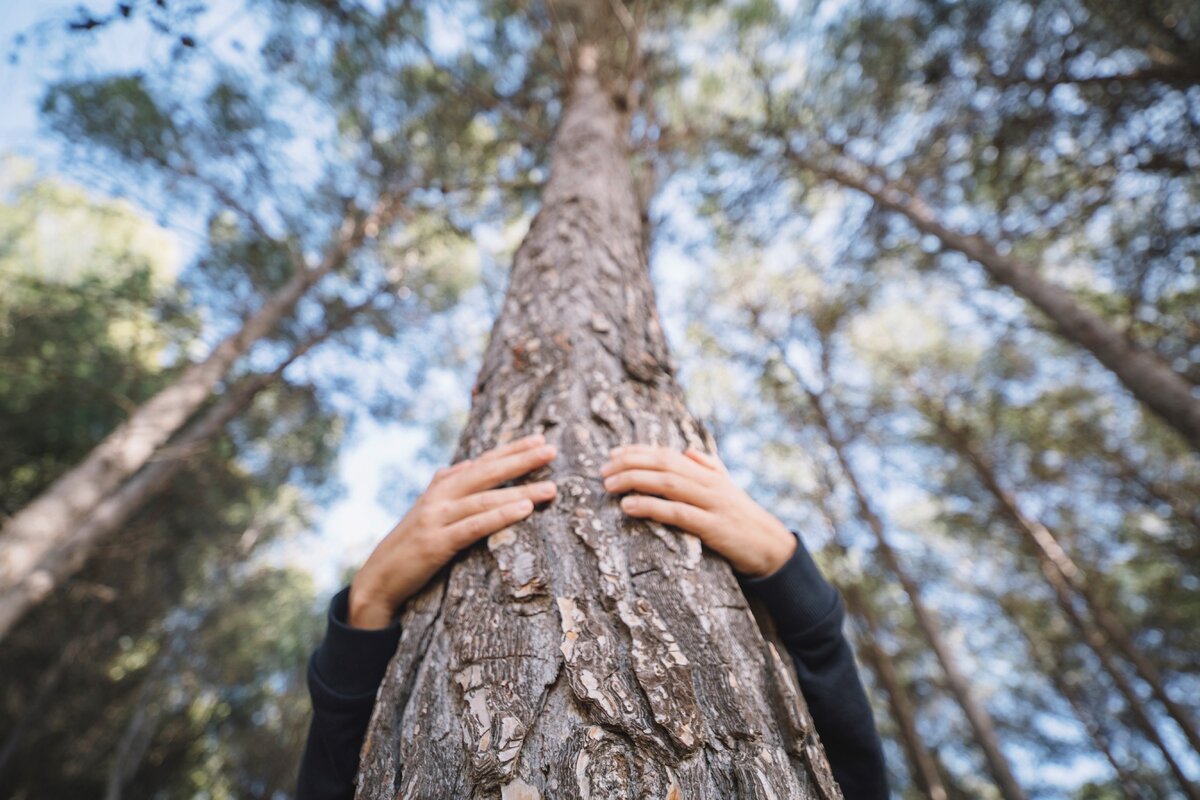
[347,432,558,629]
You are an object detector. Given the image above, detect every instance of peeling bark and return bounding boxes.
[356,62,840,799]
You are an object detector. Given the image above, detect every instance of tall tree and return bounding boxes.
[914,394,1200,762]
[355,10,843,797]
[0,196,396,617]
[770,142,1200,453]
[0,282,398,638]
[769,349,1026,800]
[810,480,949,800]
[0,0,511,628]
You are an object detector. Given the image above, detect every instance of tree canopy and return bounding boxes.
[0,0,1196,796]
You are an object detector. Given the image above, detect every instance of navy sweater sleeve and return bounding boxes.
[297,532,888,799]
[735,529,889,800]
[296,587,402,800]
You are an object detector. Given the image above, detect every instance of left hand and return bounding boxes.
[600,443,797,577]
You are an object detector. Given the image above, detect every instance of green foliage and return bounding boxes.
[42,75,183,167]
[0,166,337,795]
[0,161,192,514]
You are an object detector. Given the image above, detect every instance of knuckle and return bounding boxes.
[415,505,441,529]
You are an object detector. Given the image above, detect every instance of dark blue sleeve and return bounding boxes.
[298,534,887,800]
[296,586,402,800]
[736,529,889,800]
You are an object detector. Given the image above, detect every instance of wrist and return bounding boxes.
[348,573,399,630]
[747,518,797,578]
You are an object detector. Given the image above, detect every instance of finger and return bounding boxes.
[603,468,711,509]
[444,498,535,549]
[618,494,716,538]
[430,458,472,487]
[600,444,713,486]
[473,433,546,465]
[444,442,557,497]
[445,480,557,524]
[685,447,728,474]
[431,435,544,488]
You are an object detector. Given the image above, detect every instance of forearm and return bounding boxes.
[736,530,889,800]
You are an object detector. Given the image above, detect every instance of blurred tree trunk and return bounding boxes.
[1001,596,1148,800]
[920,402,1200,797]
[778,143,1200,453]
[812,486,949,800]
[773,348,1026,800]
[0,289,386,640]
[354,49,843,800]
[0,206,393,614]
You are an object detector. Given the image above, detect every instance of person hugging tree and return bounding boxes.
[297,433,888,799]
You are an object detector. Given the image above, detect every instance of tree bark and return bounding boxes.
[0,290,384,640]
[354,58,843,799]
[0,201,398,604]
[777,143,1200,453]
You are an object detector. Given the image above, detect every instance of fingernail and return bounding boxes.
[603,476,616,490]
[599,462,613,475]
[537,480,557,493]
[620,496,638,511]
[539,445,556,457]
[518,499,534,512]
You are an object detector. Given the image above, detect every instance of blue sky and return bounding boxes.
[0,0,708,593]
[5,2,1191,792]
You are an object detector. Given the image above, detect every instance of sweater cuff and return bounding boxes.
[735,529,839,637]
[312,586,403,698]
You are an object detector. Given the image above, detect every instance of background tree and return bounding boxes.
[1,0,1196,796]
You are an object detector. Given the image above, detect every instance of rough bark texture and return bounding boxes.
[355,67,842,799]
[782,144,1200,453]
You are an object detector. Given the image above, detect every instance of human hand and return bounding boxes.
[347,433,558,629]
[599,443,797,578]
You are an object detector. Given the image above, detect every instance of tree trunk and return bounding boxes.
[0,202,394,602]
[1001,596,1149,800]
[778,143,1200,452]
[812,487,948,800]
[354,57,843,799]
[772,349,1026,800]
[0,289,382,640]
[922,405,1200,796]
